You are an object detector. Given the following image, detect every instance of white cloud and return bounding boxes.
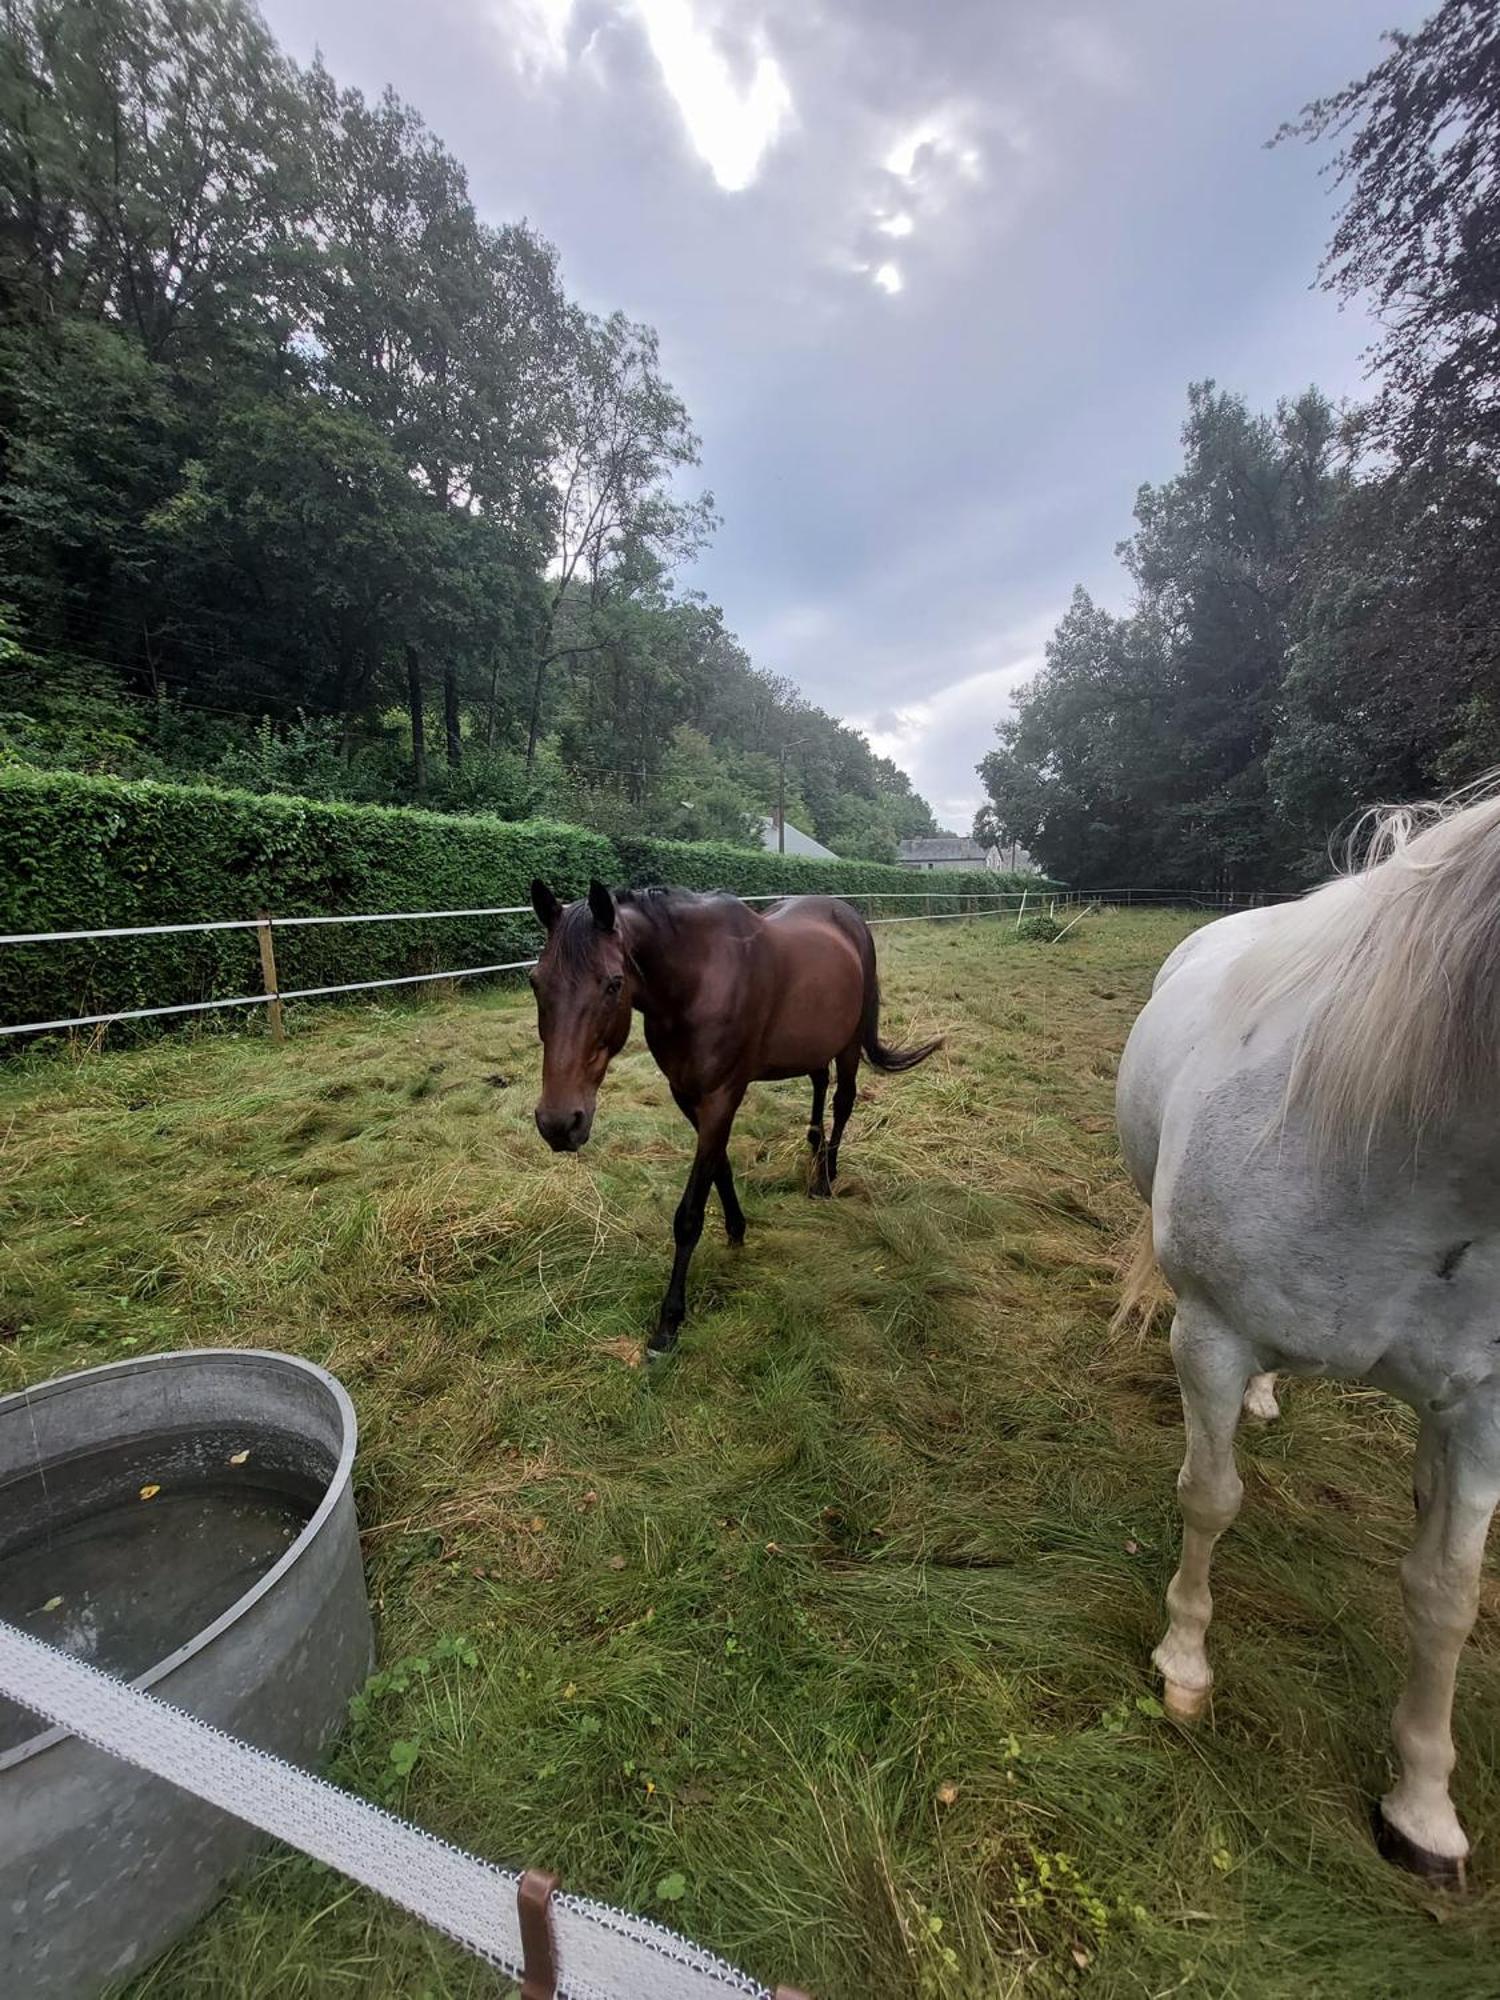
[853,629,1056,830]
[752,600,839,657]
[1050,16,1135,96]
[632,1,793,192]
[498,0,577,76]
[883,106,984,184]
[849,103,1001,292]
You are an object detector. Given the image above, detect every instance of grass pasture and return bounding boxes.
[3,910,1500,1998]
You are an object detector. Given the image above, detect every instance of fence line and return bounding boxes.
[0,958,543,1041]
[0,891,1038,948]
[0,992,273,1038]
[0,904,537,948]
[1,884,1276,951]
[0,1619,794,2000]
[866,908,1021,927]
[275,959,539,1004]
[0,886,1278,1043]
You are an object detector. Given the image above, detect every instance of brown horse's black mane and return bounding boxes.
[552,884,742,971]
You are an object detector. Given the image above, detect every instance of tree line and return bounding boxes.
[977,0,1500,891]
[0,0,937,862]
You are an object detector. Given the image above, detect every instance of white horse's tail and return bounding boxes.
[1111,1210,1169,1334]
[1225,780,1500,1155]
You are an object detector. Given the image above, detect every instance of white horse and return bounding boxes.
[1116,789,1500,1886]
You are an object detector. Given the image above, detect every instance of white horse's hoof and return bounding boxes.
[1161,1679,1210,1721]
[1242,1374,1280,1422]
[1375,1806,1467,1889]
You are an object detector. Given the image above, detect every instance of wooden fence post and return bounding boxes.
[256,911,285,1045]
[517,1870,560,2000]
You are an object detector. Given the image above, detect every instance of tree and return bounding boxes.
[0,0,312,360]
[654,726,759,843]
[870,755,938,841]
[143,392,432,725]
[827,793,898,864]
[0,318,180,655]
[306,75,564,783]
[530,311,714,767]
[1283,0,1500,473]
[978,387,1339,890]
[1269,456,1500,863]
[978,587,1170,888]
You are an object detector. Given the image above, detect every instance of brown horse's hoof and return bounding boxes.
[647,1321,683,1362]
[808,1181,833,1200]
[1374,1806,1467,1889]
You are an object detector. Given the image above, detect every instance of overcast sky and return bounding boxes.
[260,0,1425,832]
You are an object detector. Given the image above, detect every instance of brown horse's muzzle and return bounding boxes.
[535,1103,594,1152]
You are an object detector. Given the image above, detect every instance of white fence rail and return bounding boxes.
[0,886,1281,1044]
[0,1619,802,1999]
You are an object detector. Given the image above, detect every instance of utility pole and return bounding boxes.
[777,743,786,853]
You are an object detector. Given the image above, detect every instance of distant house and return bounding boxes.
[756,815,839,862]
[896,835,1041,874]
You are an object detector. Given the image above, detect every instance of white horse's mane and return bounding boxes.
[1224,779,1500,1154]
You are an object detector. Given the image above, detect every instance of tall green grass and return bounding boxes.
[2,911,1497,1997]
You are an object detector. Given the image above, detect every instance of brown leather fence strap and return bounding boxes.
[774,1989,813,1999]
[517,1868,560,2000]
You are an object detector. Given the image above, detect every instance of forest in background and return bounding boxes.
[978,0,1500,891]
[0,0,938,864]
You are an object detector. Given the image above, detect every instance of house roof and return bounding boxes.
[897,835,990,863]
[756,815,839,861]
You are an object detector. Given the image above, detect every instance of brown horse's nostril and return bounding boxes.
[536,1106,588,1153]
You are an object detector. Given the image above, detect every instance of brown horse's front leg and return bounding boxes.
[649,1088,742,1358]
[672,1087,745,1245]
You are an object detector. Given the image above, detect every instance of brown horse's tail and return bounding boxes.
[861,972,942,1072]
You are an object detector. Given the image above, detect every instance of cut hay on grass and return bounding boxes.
[2,912,1499,1998]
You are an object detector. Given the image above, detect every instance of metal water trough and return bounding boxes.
[0,1349,374,1997]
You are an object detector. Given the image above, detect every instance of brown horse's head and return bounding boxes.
[528,879,633,1152]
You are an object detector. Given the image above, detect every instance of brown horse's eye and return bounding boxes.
[604,975,623,999]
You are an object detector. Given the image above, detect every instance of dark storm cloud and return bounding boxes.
[260,0,1423,828]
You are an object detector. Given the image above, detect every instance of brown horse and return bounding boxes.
[527,879,941,1356]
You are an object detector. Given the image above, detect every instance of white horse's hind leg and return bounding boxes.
[1154,1305,1252,1720]
[1242,1372,1280,1422]
[1379,1411,1500,1883]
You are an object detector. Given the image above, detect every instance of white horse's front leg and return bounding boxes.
[1379,1410,1500,1884]
[1154,1304,1253,1720]
[1242,1371,1280,1422]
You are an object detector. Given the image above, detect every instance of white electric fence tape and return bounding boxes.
[0,1620,771,2000]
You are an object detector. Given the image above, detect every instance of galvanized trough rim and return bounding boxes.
[0,1347,359,1773]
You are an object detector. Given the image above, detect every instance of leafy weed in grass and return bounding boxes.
[3,914,1500,1997]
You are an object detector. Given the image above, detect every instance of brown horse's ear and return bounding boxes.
[588,879,615,931]
[531,879,561,932]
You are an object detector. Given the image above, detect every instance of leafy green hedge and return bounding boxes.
[0,767,612,1032]
[0,771,1054,1038]
[611,835,1049,908]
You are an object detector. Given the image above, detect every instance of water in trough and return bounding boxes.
[0,1423,321,1755]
